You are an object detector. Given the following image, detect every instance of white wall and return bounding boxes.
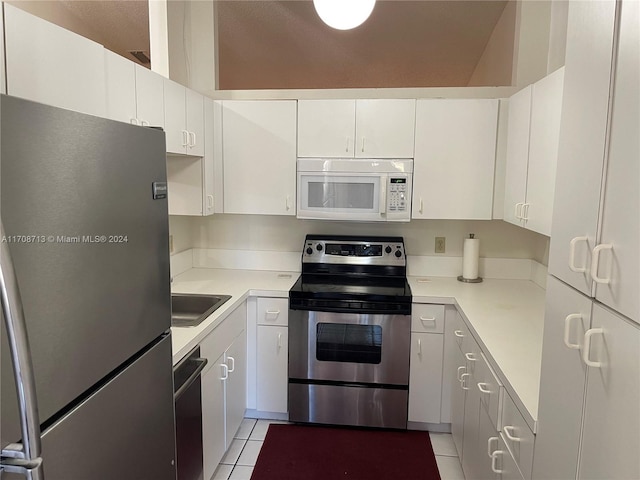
[180,214,549,265]
[512,0,552,87]
[547,0,569,73]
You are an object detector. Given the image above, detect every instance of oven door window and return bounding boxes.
[300,174,381,212]
[316,323,382,364]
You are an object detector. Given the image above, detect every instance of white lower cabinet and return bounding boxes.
[256,325,288,413]
[199,301,247,480]
[451,340,466,458]
[408,331,443,424]
[479,402,499,480]
[495,435,526,480]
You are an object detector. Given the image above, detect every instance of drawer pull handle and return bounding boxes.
[454,330,464,338]
[465,353,477,362]
[477,382,491,394]
[487,436,499,457]
[266,310,280,318]
[563,314,583,350]
[419,316,436,324]
[457,366,466,381]
[582,328,604,368]
[503,426,521,442]
[220,363,229,381]
[226,356,235,373]
[460,373,470,390]
[491,450,504,473]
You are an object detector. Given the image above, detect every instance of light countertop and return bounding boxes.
[171,268,545,431]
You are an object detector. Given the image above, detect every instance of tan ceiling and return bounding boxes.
[217,0,510,89]
[14,0,510,89]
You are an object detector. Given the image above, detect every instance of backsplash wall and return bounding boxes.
[171,214,550,266]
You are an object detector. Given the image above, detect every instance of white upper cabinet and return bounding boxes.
[164,79,204,156]
[202,97,216,216]
[4,4,105,117]
[297,99,415,158]
[104,50,137,124]
[134,64,165,128]
[547,0,617,297]
[503,68,564,236]
[412,99,498,220]
[222,100,297,215]
[592,0,639,323]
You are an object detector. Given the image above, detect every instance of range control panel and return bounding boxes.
[302,236,406,266]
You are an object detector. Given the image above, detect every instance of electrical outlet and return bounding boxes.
[435,237,446,254]
[169,235,174,253]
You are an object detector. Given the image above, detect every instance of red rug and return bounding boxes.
[251,424,441,480]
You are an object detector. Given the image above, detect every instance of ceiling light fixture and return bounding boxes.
[313,0,376,31]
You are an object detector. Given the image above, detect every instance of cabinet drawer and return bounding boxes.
[257,298,288,326]
[475,353,503,429]
[411,304,445,333]
[501,392,534,480]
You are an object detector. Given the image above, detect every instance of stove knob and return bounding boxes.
[385,246,392,254]
[306,247,313,255]
[316,244,323,251]
[395,250,402,258]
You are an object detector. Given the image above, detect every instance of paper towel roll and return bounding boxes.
[462,236,480,280]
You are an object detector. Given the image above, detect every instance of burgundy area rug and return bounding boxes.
[251,424,441,480]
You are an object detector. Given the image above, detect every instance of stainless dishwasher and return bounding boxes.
[174,346,208,480]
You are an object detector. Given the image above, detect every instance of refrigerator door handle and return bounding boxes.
[0,221,44,475]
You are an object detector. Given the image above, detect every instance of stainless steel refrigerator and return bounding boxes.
[0,95,177,480]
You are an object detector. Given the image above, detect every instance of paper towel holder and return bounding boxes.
[458,233,483,283]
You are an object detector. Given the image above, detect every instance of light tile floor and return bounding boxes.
[213,419,465,480]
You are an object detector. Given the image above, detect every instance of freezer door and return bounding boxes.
[3,335,177,480]
[1,95,171,444]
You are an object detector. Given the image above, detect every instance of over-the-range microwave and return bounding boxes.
[296,158,413,222]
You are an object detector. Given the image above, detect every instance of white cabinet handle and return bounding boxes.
[346,137,350,153]
[564,314,582,350]
[190,131,196,147]
[277,332,283,350]
[457,366,466,381]
[465,352,477,362]
[582,328,604,368]
[207,195,214,210]
[419,316,436,326]
[419,198,423,215]
[265,310,280,320]
[130,118,139,125]
[569,236,589,273]
[460,373,470,390]
[477,382,491,394]
[285,195,291,211]
[503,426,521,442]
[417,338,422,358]
[454,330,464,338]
[590,244,613,284]
[220,363,229,381]
[140,119,149,126]
[491,450,504,473]
[182,130,188,147]
[226,356,235,373]
[361,137,365,153]
[515,202,524,220]
[487,436,499,457]
[522,203,530,221]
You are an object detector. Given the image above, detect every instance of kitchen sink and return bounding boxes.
[171,293,232,328]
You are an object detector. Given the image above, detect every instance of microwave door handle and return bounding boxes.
[0,222,44,477]
[380,178,387,215]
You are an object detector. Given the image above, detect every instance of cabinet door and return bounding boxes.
[134,64,165,128]
[593,0,639,323]
[222,101,297,215]
[451,344,466,459]
[225,332,247,449]
[297,100,356,157]
[497,435,525,480]
[578,304,640,480]
[186,89,205,157]
[413,99,498,219]
[478,405,500,480]
[524,68,564,236]
[408,332,443,424]
[4,4,106,117]
[202,353,226,480]
[164,79,187,154]
[203,97,215,215]
[503,85,531,226]
[533,277,592,480]
[461,337,483,479]
[256,326,288,413]
[104,49,137,124]
[355,99,415,158]
[547,0,616,296]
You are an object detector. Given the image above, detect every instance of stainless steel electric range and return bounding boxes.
[288,235,412,429]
